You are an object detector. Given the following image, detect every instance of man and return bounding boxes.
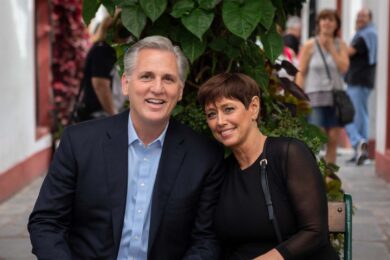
[75,17,129,121]
[28,36,225,259]
[283,16,301,56]
[344,8,377,165]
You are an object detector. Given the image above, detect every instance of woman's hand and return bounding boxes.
[253,249,284,260]
[322,36,335,52]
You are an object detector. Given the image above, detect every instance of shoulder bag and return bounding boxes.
[259,138,283,243]
[315,39,355,126]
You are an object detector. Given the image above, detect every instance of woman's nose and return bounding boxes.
[216,113,226,125]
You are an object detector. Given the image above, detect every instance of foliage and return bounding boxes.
[51,0,89,129]
[82,0,344,254]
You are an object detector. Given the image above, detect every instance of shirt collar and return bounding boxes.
[128,115,169,147]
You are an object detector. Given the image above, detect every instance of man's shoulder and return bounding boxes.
[170,120,222,150]
[65,112,127,138]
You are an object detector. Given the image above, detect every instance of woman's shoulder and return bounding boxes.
[267,136,310,156]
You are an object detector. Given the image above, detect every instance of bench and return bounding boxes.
[328,193,353,260]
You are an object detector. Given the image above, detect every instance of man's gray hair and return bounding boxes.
[124,35,189,84]
[286,16,301,29]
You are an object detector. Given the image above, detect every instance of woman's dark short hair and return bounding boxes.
[316,9,341,37]
[197,73,261,110]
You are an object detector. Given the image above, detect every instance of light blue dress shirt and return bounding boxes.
[117,116,168,260]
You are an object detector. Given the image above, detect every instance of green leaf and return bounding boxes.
[82,0,100,25]
[180,31,207,63]
[112,0,136,7]
[242,63,268,88]
[121,5,147,39]
[261,25,283,62]
[101,0,115,16]
[222,0,262,40]
[173,105,184,116]
[242,41,264,66]
[182,8,214,40]
[209,38,241,59]
[198,0,218,10]
[270,0,283,9]
[140,0,167,22]
[258,0,276,30]
[171,0,194,18]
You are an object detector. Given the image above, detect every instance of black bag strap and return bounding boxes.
[315,38,333,82]
[260,137,283,243]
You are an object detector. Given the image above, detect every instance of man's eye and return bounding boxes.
[140,74,152,80]
[163,76,175,83]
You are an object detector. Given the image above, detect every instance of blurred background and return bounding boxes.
[2,0,390,203]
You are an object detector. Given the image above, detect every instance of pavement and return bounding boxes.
[0,152,390,260]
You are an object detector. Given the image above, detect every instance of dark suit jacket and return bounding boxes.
[28,110,225,260]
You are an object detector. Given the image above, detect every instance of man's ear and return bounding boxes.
[121,74,129,95]
[178,85,184,101]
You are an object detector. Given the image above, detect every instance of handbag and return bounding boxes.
[315,39,355,126]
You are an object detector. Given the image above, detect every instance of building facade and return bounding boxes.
[0,0,52,202]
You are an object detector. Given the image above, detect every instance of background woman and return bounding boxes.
[198,73,339,260]
[296,9,349,164]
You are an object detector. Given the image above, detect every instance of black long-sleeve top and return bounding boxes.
[214,137,339,260]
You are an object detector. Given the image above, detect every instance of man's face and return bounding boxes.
[356,9,370,30]
[122,48,183,129]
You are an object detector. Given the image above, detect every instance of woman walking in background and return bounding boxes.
[296,9,349,164]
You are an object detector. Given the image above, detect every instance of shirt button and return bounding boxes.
[140,182,145,187]
[143,157,148,161]
[137,209,142,214]
[134,235,139,240]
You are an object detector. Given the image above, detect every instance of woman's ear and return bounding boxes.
[249,96,260,120]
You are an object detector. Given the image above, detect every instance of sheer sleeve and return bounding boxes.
[275,138,329,259]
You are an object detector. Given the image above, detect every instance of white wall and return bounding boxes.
[375,0,389,153]
[0,0,51,173]
[316,0,336,12]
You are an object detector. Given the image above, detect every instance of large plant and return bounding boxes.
[82,0,342,196]
[83,0,343,194]
[51,0,89,131]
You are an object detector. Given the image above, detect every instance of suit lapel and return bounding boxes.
[148,119,187,252]
[103,110,129,254]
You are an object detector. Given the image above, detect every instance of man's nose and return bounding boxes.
[151,79,163,93]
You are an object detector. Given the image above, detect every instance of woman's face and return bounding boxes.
[319,16,338,36]
[204,97,259,149]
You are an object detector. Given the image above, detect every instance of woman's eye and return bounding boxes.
[206,112,216,119]
[224,107,234,113]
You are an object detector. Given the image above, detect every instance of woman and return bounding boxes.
[296,9,349,164]
[197,73,339,260]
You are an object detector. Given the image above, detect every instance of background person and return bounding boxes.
[76,15,129,121]
[344,8,377,165]
[198,73,339,260]
[283,16,302,56]
[296,9,349,164]
[28,36,225,259]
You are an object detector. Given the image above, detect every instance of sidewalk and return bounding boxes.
[0,154,389,259]
[338,154,390,260]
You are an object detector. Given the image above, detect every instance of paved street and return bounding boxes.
[0,153,389,259]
